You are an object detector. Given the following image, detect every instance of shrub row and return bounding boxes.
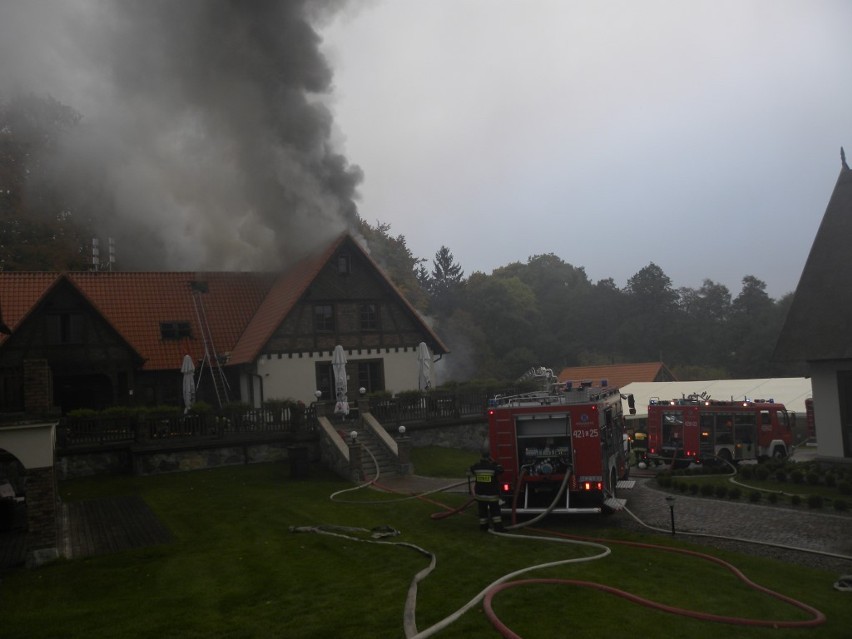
[656,474,849,511]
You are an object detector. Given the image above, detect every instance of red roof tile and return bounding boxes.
[557,362,676,389]
[0,271,276,371]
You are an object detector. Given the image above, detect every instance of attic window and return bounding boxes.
[161,321,192,340]
[47,313,83,345]
[337,253,351,275]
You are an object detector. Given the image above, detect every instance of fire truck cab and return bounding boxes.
[646,394,793,466]
[487,373,631,515]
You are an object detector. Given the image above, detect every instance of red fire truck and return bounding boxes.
[646,394,794,466]
[487,373,631,515]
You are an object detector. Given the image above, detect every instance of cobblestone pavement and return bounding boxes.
[617,477,852,573]
[621,476,852,554]
[377,473,852,574]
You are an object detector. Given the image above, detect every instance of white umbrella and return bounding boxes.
[417,342,432,391]
[332,345,349,416]
[181,354,196,414]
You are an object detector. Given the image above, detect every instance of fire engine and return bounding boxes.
[487,369,631,515]
[646,393,794,466]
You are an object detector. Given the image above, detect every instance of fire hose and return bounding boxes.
[295,445,829,637]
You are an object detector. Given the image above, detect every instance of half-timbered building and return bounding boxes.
[0,233,448,413]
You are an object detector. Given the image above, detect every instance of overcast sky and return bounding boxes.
[320,0,852,298]
[1,1,850,299]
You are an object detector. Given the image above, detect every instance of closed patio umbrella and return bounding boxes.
[181,354,196,414]
[417,342,432,391]
[332,345,349,416]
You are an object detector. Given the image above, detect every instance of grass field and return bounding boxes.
[2,449,851,638]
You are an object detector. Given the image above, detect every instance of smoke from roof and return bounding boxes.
[0,0,361,270]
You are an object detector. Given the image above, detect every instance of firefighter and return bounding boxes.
[469,450,505,532]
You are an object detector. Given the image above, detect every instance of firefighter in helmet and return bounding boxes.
[469,448,505,532]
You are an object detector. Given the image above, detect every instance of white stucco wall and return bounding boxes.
[247,346,434,405]
[0,422,56,469]
[809,361,846,461]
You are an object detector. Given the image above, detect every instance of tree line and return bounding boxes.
[360,222,804,383]
[2,94,803,383]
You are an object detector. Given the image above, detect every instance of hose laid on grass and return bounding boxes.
[415,494,826,637]
[406,533,611,639]
[480,526,827,637]
[322,448,827,636]
[329,440,469,507]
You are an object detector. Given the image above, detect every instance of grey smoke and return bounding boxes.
[0,0,362,270]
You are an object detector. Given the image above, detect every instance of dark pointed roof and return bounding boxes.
[774,150,852,361]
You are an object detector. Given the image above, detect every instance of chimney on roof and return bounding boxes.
[0,301,10,335]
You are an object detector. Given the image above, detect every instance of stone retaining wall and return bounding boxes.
[391,420,488,452]
[56,441,318,479]
[55,420,486,480]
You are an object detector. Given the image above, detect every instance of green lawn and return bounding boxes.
[409,445,475,477]
[2,456,850,638]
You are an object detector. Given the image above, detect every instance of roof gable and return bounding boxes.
[775,156,852,361]
[557,361,676,389]
[227,237,343,364]
[0,273,65,337]
[229,233,449,364]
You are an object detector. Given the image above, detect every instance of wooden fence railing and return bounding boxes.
[57,392,491,450]
[58,404,316,449]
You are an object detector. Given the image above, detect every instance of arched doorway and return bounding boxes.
[0,447,26,531]
[0,423,58,564]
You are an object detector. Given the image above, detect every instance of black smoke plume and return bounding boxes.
[0,0,361,270]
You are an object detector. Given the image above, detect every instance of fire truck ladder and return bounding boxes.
[191,288,230,409]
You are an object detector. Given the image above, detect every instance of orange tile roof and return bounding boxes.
[557,362,676,389]
[0,232,448,371]
[0,271,276,370]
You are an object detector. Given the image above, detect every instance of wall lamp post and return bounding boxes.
[665,495,676,535]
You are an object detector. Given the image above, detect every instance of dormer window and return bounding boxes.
[161,321,192,340]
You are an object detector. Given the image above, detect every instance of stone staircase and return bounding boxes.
[353,425,400,480]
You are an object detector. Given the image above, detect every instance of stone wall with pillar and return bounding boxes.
[0,422,59,567]
[23,359,54,415]
[24,466,58,554]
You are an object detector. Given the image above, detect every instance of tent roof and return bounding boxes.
[620,378,812,417]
